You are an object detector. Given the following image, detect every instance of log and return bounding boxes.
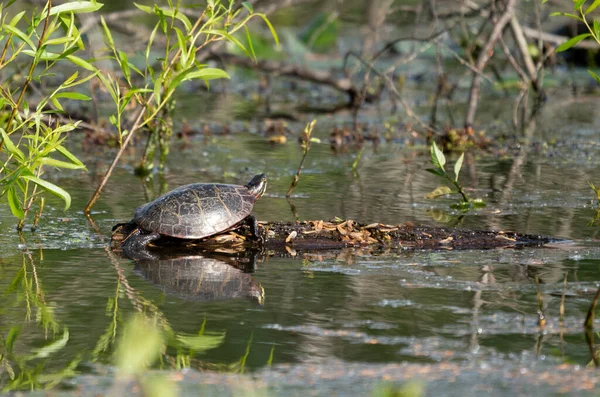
[112,218,560,257]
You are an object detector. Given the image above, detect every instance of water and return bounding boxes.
[3,1,600,394]
[2,126,600,395]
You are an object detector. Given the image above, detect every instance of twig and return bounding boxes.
[212,52,359,103]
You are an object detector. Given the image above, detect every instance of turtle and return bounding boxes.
[119,174,267,254]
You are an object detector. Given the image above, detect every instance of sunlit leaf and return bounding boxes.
[256,13,280,48]
[59,13,84,50]
[179,67,230,82]
[453,153,464,182]
[22,49,61,60]
[6,187,24,219]
[587,0,600,14]
[118,50,130,82]
[56,145,86,169]
[430,141,446,169]
[0,128,25,161]
[46,1,104,17]
[30,329,69,359]
[8,10,26,27]
[134,3,192,32]
[175,333,225,352]
[100,15,114,49]
[116,314,163,375]
[20,175,71,210]
[174,27,188,67]
[50,96,64,111]
[589,69,600,85]
[39,157,86,170]
[55,92,91,101]
[424,186,453,199]
[66,54,95,71]
[555,33,591,52]
[242,2,253,13]
[574,0,587,11]
[4,24,35,50]
[549,12,584,22]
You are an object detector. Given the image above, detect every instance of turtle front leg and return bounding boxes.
[121,227,161,260]
[244,215,263,243]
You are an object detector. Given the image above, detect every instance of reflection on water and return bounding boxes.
[132,250,264,304]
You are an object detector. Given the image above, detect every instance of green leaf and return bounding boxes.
[256,14,280,48]
[30,329,69,359]
[205,29,251,58]
[453,153,464,182]
[555,33,591,52]
[588,69,600,84]
[59,13,84,50]
[245,26,257,62]
[4,24,35,50]
[587,0,600,14]
[430,142,446,169]
[179,67,230,82]
[54,92,91,101]
[242,2,254,13]
[56,145,86,169]
[594,20,600,40]
[424,186,453,199]
[8,10,26,27]
[174,27,188,67]
[574,0,587,11]
[175,333,225,352]
[100,15,114,49]
[118,50,131,82]
[549,12,584,22]
[21,175,71,211]
[22,49,61,60]
[39,157,87,170]
[51,96,64,111]
[6,187,24,219]
[66,54,95,71]
[0,128,25,161]
[46,1,104,17]
[134,3,192,32]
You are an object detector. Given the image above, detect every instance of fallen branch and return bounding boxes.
[210,51,359,103]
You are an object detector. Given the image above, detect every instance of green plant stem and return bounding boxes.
[451,179,470,203]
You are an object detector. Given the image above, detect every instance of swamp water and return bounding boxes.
[2,124,600,396]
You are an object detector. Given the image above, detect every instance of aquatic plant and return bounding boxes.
[0,1,98,230]
[425,142,485,210]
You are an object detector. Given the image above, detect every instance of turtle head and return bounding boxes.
[246,174,267,199]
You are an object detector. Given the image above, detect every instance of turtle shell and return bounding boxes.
[133,182,258,239]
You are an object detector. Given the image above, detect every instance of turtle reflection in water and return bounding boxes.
[134,252,264,304]
[118,174,267,254]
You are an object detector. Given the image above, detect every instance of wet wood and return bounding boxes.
[112,218,559,254]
